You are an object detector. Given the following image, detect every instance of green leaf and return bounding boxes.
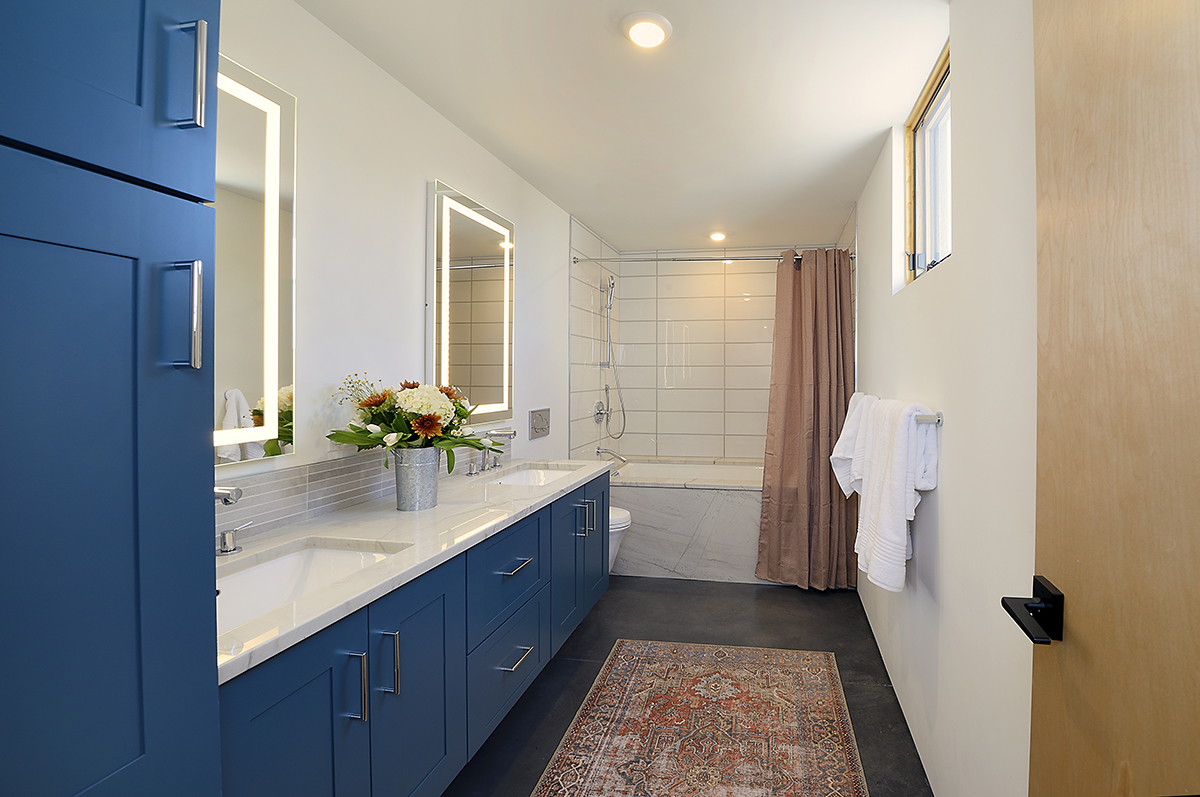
[264,439,281,457]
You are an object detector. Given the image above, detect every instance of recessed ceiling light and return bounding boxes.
[500,242,514,249]
[710,232,726,241]
[623,12,672,48]
[723,260,733,264]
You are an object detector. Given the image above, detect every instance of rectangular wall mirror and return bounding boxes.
[426,181,514,425]
[213,56,297,464]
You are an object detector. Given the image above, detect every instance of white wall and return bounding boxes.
[853,2,1037,795]
[218,0,572,475]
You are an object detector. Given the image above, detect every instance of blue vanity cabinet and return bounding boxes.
[0,146,220,796]
[219,609,373,797]
[368,556,467,797]
[0,0,221,201]
[582,473,611,612]
[550,473,610,654]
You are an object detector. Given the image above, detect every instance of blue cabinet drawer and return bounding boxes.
[466,584,551,757]
[465,507,550,651]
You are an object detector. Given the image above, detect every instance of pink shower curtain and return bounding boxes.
[755,248,857,590]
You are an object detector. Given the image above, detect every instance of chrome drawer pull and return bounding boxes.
[573,503,588,537]
[175,20,208,129]
[171,260,202,369]
[498,557,533,577]
[346,651,368,721]
[584,499,597,534]
[382,631,401,694]
[497,646,534,673]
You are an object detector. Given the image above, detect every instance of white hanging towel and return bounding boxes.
[852,400,939,592]
[217,388,254,464]
[831,392,877,497]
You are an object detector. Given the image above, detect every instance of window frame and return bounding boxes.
[905,41,951,283]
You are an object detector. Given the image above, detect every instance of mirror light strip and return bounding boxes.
[441,196,511,414]
[213,73,282,447]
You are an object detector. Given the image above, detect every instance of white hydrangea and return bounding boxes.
[395,383,454,423]
[278,384,294,412]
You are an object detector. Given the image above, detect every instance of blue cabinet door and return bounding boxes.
[220,610,373,797]
[0,0,220,201]
[583,473,611,612]
[550,486,587,655]
[368,556,468,797]
[0,146,220,796]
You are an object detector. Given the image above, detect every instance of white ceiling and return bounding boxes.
[292,0,949,252]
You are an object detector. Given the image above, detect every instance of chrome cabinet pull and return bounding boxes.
[346,651,368,721]
[497,646,534,673]
[573,503,588,537]
[498,557,533,577]
[382,631,401,694]
[584,499,597,534]
[175,20,208,128]
[171,260,202,369]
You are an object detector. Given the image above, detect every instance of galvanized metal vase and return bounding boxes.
[391,446,440,511]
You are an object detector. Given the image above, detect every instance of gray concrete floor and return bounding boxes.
[442,575,933,797]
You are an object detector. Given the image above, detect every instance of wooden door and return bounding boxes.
[1033,1,1200,794]
[0,146,220,795]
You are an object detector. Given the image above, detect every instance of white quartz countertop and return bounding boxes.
[215,459,610,685]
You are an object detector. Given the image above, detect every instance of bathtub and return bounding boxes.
[608,460,773,584]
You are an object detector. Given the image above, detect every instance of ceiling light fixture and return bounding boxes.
[622,12,672,48]
[710,232,726,241]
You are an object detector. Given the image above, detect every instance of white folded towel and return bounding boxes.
[831,392,877,497]
[217,388,254,464]
[852,400,939,592]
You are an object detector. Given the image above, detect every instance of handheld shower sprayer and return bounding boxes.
[596,275,627,439]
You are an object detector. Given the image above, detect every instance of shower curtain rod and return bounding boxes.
[572,251,855,264]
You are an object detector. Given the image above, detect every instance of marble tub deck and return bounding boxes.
[610,481,773,585]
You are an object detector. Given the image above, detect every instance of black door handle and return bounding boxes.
[1002,576,1064,644]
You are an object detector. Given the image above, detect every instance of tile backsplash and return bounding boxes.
[213,446,506,546]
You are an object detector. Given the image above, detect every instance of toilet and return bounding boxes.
[609,506,632,571]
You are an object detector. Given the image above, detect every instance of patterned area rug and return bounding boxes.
[532,640,868,797]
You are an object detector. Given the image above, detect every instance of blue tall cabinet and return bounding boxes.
[0,3,223,796]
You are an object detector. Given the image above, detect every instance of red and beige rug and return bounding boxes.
[532,640,868,797]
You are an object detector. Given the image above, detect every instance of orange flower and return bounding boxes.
[411,414,444,438]
[357,390,391,408]
[400,380,421,390]
[438,385,463,401]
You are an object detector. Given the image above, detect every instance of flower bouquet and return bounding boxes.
[253,384,294,457]
[325,374,498,473]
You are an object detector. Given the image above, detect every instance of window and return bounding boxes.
[906,42,951,281]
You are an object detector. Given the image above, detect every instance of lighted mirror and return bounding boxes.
[426,182,514,425]
[213,56,297,464]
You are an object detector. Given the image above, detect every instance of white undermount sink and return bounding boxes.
[486,467,573,486]
[216,538,412,635]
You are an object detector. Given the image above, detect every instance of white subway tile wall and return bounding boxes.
[566,248,782,461]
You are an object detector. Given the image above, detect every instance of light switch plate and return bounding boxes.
[529,408,550,440]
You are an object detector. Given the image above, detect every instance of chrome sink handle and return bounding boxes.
[217,521,252,556]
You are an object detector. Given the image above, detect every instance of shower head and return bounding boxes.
[605,276,616,309]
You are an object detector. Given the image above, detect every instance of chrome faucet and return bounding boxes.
[479,429,515,471]
[483,429,517,441]
[217,521,252,556]
[596,447,627,465]
[214,485,243,505]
